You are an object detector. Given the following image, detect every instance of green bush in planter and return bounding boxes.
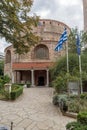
[66,121,87,130]
[52,95,59,105]
[53,94,68,112]
[77,112,87,125]
[67,99,80,113]
[26,81,31,88]
[58,94,68,112]
[66,122,81,130]
[10,86,23,100]
[80,93,87,99]
[12,83,24,87]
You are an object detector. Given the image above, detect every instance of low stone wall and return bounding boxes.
[62,111,77,119]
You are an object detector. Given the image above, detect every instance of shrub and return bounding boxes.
[0,75,10,88]
[10,85,23,100]
[77,112,87,125]
[66,121,87,130]
[26,82,31,88]
[0,89,9,100]
[66,94,87,113]
[66,122,81,130]
[52,76,67,93]
[53,94,68,112]
[58,94,68,112]
[69,95,78,99]
[14,83,24,86]
[67,99,80,113]
[80,93,87,99]
[52,94,59,105]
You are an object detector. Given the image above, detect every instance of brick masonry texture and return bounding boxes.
[4,19,70,81]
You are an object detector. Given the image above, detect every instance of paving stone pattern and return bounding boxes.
[0,88,75,130]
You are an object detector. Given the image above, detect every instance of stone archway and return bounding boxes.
[34,70,46,86]
[34,44,49,59]
[38,76,45,86]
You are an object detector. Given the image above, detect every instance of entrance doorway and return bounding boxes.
[38,76,45,86]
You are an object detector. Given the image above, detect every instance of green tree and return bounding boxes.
[68,28,77,54]
[51,54,79,80]
[51,54,87,81]
[0,0,39,54]
[68,28,87,54]
[51,53,87,93]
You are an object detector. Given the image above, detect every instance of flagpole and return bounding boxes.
[76,34,83,94]
[66,41,69,73]
[79,55,83,94]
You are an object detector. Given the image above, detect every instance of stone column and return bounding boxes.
[46,69,49,87]
[31,69,34,87]
[12,71,14,83]
[14,71,16,83]
[16,71,20,83]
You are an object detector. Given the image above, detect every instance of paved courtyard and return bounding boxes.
[0,87,75,130]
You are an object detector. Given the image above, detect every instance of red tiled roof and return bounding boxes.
[12,62,53,70]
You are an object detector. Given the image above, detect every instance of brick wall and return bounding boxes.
[4,19,70,80]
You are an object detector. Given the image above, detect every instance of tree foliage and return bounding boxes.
[0,0,39,54]
[68,28,87,54]
[51,53,87,81]
[51,54,79,80]
[68,28,77,53]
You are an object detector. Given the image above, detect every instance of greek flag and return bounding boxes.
[76,34,81,55]
[55,28,67,51]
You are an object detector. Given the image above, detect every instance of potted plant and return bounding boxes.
[26,81,31,88]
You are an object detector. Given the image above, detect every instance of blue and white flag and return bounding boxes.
[55,28,67,51]
[76,34,81,55]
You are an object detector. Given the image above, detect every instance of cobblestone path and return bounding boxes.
[0,87,75,130]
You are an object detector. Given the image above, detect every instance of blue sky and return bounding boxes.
[0,0,83,53]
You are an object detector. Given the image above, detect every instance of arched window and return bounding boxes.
[34,44,49,59]
[5,50,11,63]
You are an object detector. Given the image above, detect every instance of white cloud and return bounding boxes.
[35,10,50,17]
[0,38,10,53]
[31,0,83,30]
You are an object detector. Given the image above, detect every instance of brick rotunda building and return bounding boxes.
[4,19,70,87]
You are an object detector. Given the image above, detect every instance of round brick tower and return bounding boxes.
[4,19,70,86]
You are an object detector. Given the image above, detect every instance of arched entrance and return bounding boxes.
[38,76,45,86]
[34,70,46,86]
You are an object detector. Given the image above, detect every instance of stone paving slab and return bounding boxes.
[0,87,75,130]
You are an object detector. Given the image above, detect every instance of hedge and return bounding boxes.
[80,93,87,99]
[66,112,87,130]
[77,112,87,125]
[66,122,81,130]
[10,85,23,100]
[66,121,87,130]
